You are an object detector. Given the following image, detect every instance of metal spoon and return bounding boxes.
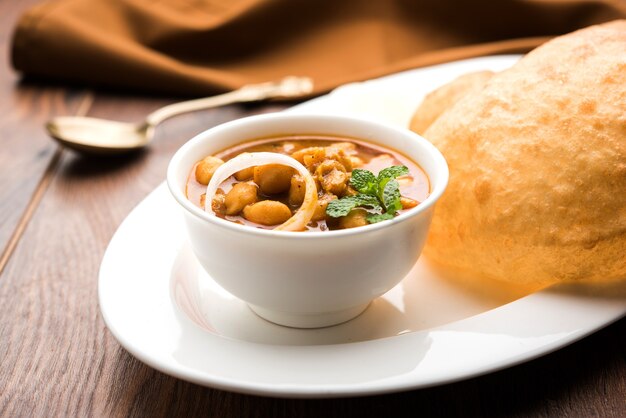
[46,76,314,154]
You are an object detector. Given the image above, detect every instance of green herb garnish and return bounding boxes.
[326,165,409,224]
[325,194,382,218]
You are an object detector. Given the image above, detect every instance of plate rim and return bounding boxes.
[99,55,626,397]
[99,183,625,398]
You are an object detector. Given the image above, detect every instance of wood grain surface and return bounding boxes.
[0,0,90,269]
[0,2,624,417]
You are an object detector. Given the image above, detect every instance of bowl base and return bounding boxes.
[248,302,371,329]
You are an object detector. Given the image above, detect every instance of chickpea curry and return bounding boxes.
[186,135,429,231]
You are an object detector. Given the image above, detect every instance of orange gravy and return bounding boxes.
[186,135,430,231]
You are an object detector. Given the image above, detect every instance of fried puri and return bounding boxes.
[417,20,626,285]
[409,71,493,135]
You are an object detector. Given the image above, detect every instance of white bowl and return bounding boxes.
[167,113,448,328]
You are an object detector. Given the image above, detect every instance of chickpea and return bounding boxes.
[350,156,364,168]
[289,174,306,206]
[325,148,353,172]
[339,209,369,229]
[328,142,357,155]
[211,191,227,216]
[322,171,348,196]
[225,182,258,215]
[243,201,292,226]
[195,156,224,185]
[291,147,325,169]
[234,167,254,181]
[315,160,348,196]
[254,164,295,195]
[312,193,337,222]
[200,193,206,209]
[400,196,419,209]
[343,186,358,196]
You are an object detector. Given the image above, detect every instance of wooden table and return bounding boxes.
[1,2,624,417]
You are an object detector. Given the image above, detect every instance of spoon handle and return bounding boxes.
[145,76,314,127]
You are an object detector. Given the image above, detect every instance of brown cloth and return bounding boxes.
[11,0,626,97]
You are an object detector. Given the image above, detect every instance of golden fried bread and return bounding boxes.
[418,20,626,285]
[409,71,493,135]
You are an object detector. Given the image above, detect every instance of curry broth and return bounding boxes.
[186,135,430,231]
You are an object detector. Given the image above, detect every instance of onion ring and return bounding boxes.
[205,152,318,231]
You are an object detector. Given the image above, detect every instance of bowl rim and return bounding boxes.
[166,113,448,240]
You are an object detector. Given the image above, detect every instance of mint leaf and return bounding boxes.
[326,194,381,218]
[366,213,395,223]
[376,177,391,210]
[377,165,409,182]
[326,165,410,225]
[350,169,378,195]
[326,198,356,218]
[382,179,402,215]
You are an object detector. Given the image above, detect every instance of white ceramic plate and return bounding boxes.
[99,56,626,398]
